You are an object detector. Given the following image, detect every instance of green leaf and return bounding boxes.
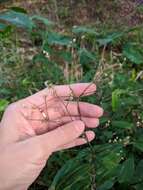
[0,23,7,31]
[47,32,72,46]
[0,99,9,112]
[79,48,96,66]
[133,135,143,152]
[112,89,125,112]
[72,26,98,35]
[58,51,72,62]
[118,156,135,184]
[132,160,143,184]
[31,15,54,26]
[102,152,122,170]
[0,11,35,30]
[33,53,48,64]
[49,158,90,190]
[97,32,124,46]
[112,121,134,129]
[98,180,115,190]
[123,43,143,64]
[10,7,27,14]
[134,182,143,190]
[133,142,143,152]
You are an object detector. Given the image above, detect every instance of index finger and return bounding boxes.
[25,83,96,105]
[54,83,96,98]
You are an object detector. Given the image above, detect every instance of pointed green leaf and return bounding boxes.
[47,32,72,46]
[123,43,143,64]
[118,157,135,183]
[10,7,27,14]
[0,11,35,30]
[31,15,54,26]
[98,179,115,190]
[133,135,143,152]
[79,48,96,65]
[132,160,143,184]
[49,158,90,190]
[72,26,98,35]
[112,121,134,129]
[97,32,124,46]
[111,89,126,112]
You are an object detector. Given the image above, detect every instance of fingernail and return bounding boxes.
[95,119,99,127]
[88,131,95,139]
[98,108,104,116]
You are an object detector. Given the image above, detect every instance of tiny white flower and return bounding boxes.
[81,35,85,39]
[73,38,76,42]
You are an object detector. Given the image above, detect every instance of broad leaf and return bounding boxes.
[72,26,98,35]
[112,121,134,129]
[79,48,96,65]
[31,15,54,26]
[0,11,35,30]
[118,156,135,183]
[98,180,115,190]
[97,32,124,46]
[47,32,72,46]
[132,160,143,184]
[123,43,143,64]
[0,23,7,30]
[133,135,143,152]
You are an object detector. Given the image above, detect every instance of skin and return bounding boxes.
[0,83,103,190]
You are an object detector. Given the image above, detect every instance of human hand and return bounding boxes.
[0,83,103,190]
[0,83,103,146]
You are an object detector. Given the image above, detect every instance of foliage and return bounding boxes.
[0,4,143,190]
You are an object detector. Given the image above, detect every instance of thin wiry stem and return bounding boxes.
[69,83,97,190]
[51,85,74,122]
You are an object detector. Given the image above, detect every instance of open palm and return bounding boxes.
[0,83,103,149]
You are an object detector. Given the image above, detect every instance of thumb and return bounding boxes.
[31,120,85,158]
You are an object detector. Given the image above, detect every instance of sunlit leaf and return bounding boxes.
[0,99,9,112]
[112,89,126,112]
